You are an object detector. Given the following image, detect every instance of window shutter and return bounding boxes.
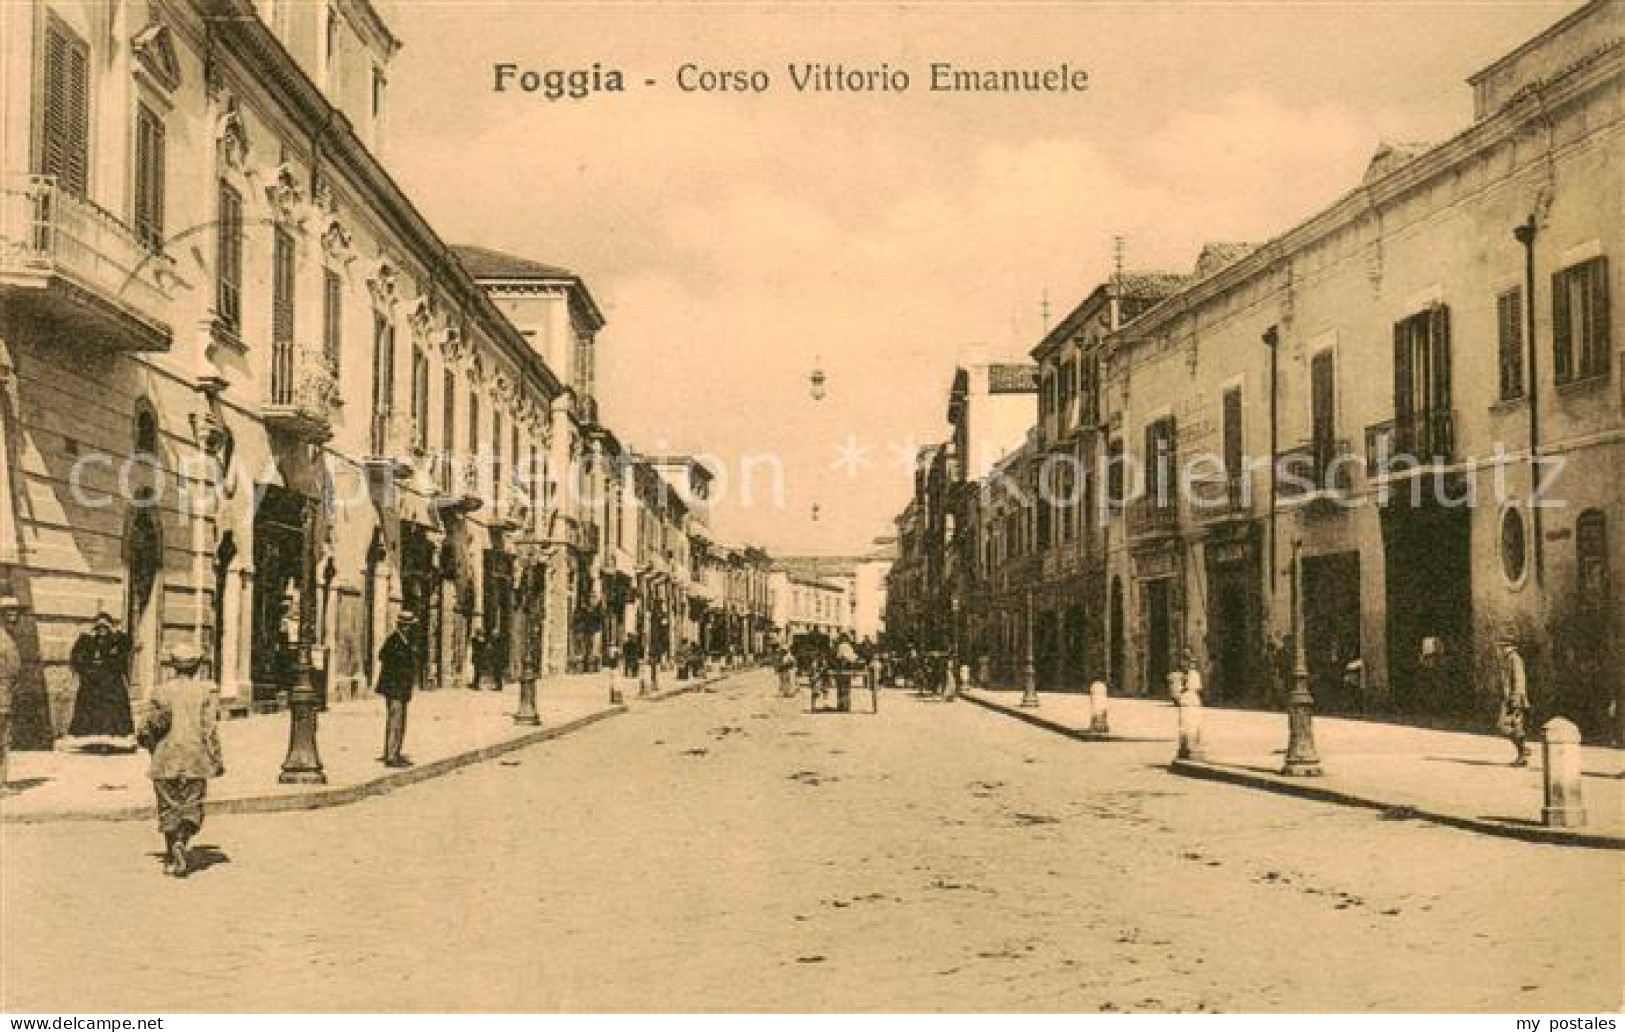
[1223,388,1243,480]
[1311,350,1335,472]
[1429,305,1451,413]
[1588,257,1610,376]
[1392,321,1412,427]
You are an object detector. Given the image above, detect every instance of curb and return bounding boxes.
[959,690,1113,742]
[2,705,627,825]
[960,689,1623,849]
[1168,759,1625,850]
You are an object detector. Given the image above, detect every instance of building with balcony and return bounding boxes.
[0,0,579,745]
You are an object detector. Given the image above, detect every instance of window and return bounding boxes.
[1577,510,1610,605]
[271,228,295,401]
[1143,416,1177,507]
[467,388,480,456]
[1497,287,1524,401]
[1222,386,1243,482]
[1310,350,1336,478]
[370,314,395,453]
[492,412,504,504]
[1106,437,1125,510]
[371,67,386,118]
[1393,305,1453,460]
[1553,257,1610,384]
[216,182,243,330]
[325,6,340,76]
[40,19,90,196]
[322,269,343,370]
[132,104,165,250]
[441,369,456,489]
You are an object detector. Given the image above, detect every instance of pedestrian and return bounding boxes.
[1497,638,1531,767]
[777,649,797,698]
[136,641,224,878]
[376,612,419,768]
[468,626,488,690]
[623,632,643,678]
[0,596,25,792]
[1181,650,1204,705]
[65,611,135,751]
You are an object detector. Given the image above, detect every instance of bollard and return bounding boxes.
[1176,691,1206,761]
[1088,680,1111,734]
[608,666,623,706]
[1541,717,1587,828]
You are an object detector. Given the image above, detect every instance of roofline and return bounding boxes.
[1111,38,1624,348]
[1467,0,1607,87]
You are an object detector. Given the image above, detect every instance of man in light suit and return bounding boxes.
[137,641,224,878]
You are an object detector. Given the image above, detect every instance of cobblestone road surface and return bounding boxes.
[3,671,1619,1012]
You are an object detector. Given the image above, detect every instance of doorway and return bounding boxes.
[1382,497,1472,715]
[1108,576,1125,693]
[1302,551,1363,713]
[1144,578,1172,698]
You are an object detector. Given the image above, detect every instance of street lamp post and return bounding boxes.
[1021,588,1039,707]
[1281,539,1323,776]
[279,506,325,784]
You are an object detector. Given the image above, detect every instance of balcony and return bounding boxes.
[263,340,338,442]
[365,408,419,476]
[1126,494,1180,541]
[0,176,174,351]
[1278,441,1356,504]
[1190,474,1254,524]
[1367,409,1456,475]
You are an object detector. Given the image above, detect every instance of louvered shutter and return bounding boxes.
[1587,257,1610,377]
[1552,269,1573,383]
[42,23,90,196]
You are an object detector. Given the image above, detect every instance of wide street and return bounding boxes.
[2,670,1620,1013]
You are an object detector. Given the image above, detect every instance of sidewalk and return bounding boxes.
[1,667,733,824]
[962,689,1625,847]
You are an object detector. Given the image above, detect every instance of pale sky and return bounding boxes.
[384,0,1571,556]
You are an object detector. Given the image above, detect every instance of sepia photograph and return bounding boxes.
[0,0,1621,1019]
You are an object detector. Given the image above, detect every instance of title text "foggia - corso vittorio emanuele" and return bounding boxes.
[492,62,1090,99]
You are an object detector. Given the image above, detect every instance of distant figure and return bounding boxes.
[1417,634,1447,713]
[622,633,643,678]
[0,596,24,790]
[376,612,419,768]
[1497,638,1531,767]
[137,642,224,878]
[778,649,798,698]
[469,627,489,690]
[1181,650,1204,705]
[66,612,135,749]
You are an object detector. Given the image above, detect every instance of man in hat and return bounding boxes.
[375,611,420,767]
[67,611,134,749]
[0,596,25,791]
[137,641,223,877]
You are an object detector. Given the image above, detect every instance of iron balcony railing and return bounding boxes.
[1126,494,1180,539]
[1278,441,1355,500]
[0,175,174,344]
[1190,473,1254,522]
[264,341,338,441]
[1367,409,1457,474]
